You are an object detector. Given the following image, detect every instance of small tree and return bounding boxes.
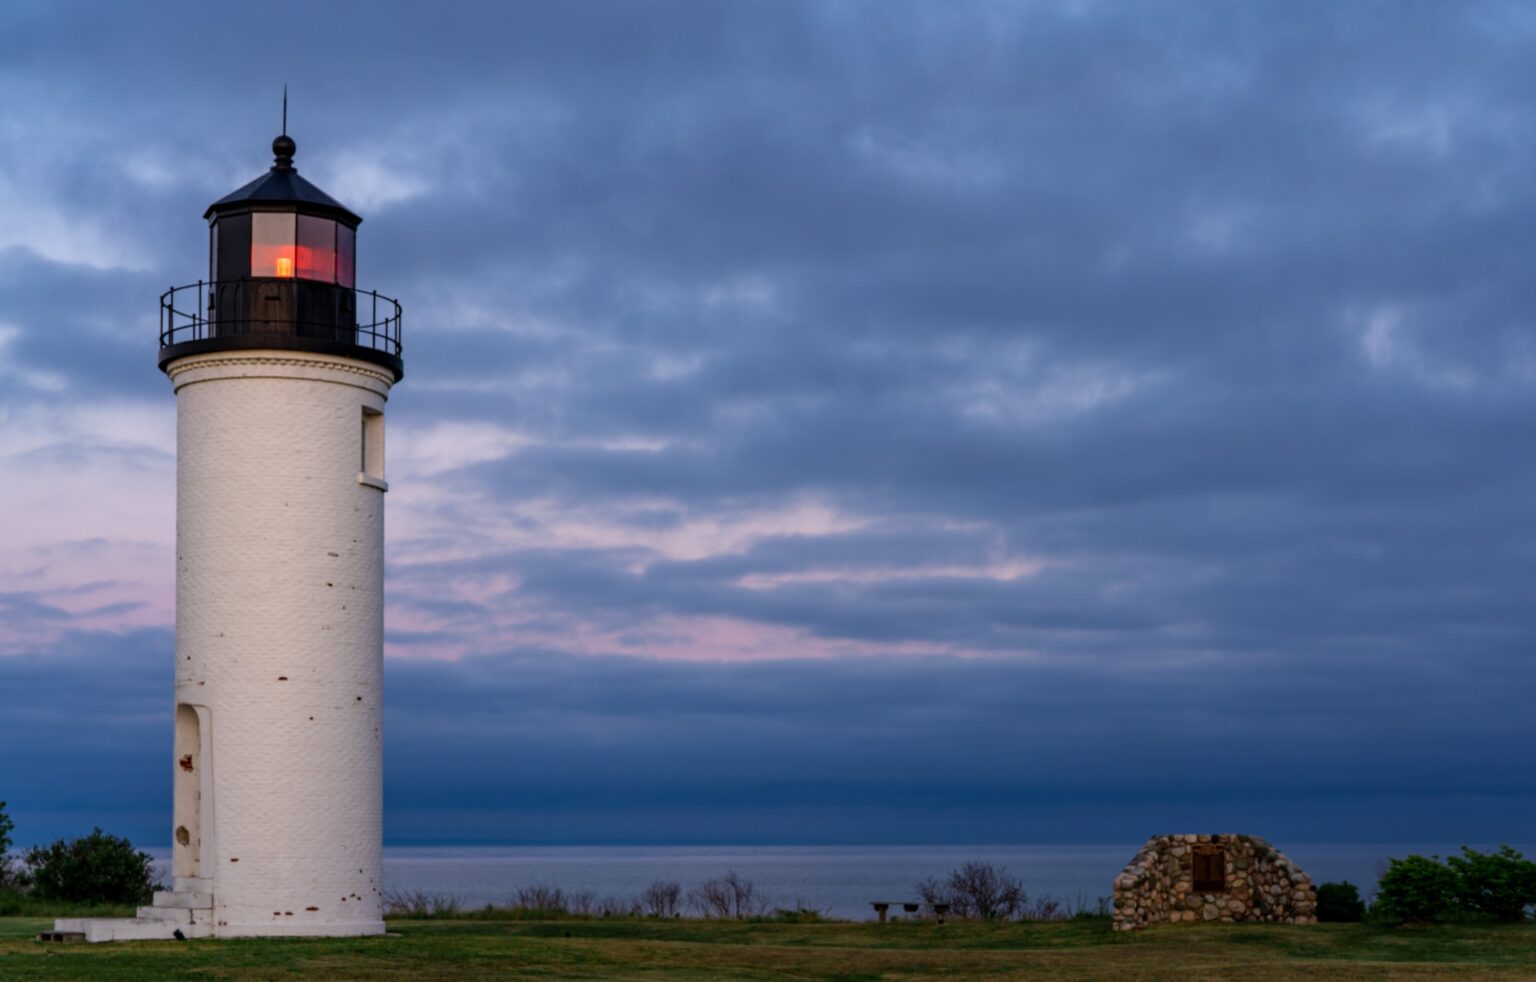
[382,890,462,917]
[1315,881,1365,922]
[688,871,760,918]
[918,862,1026,921]
[1447,846,1536,922]
[721,870,759,918]
[1374,854,1458,924]
[0,801,14,888]
[24,828,159,906]
[640,880,682,917]
[513,883,567,913]
[689,877,733,918]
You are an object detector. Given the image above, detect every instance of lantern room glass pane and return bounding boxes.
[251,212,296,278]
[216,212,250,280]
[336,224,355,289]
[297,214,337,282]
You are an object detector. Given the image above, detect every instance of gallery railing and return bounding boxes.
[159,278,402,358]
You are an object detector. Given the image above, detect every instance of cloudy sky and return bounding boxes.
[3,0,1536,849]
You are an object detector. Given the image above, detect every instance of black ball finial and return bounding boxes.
[272,134,297,170]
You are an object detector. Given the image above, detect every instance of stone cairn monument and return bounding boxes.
[1112,834,1317,931]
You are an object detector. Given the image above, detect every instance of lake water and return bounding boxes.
[142,843,1525,920]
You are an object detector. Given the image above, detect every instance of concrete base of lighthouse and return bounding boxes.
[46,880,213,942]
[46,880,385,942]
[44,923,386,944]
[47,920,386,944]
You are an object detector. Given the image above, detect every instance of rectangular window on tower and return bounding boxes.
[359,407,387,491]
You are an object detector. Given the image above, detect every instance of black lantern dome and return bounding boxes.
[158,133,403,380]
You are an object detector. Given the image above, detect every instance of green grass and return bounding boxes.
[4,916,1536,980]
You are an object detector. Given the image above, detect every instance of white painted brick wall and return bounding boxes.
[167,351,394,937]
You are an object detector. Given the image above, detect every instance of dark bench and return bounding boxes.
[870,901,950,924]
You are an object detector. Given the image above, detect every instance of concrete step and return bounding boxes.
[173,876,212,893]
[153,890,213,910]
[48,916,212,942]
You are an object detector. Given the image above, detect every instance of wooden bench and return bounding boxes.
[870,901,950,924]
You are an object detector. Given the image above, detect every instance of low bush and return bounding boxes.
[382,890,463,917]
[918,862,1026,921]
[459,904,580,921]
[24,828,159,906]
[1374,854,1460,924]
[768,906,829,923]
[1020,896,1064,921]
[1316,881,1365,922]
[1447,846,1536,922]
[640,880,682,918]
[688,871,763,919]
[513,883,568,915]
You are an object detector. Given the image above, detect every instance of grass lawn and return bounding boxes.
[4,916,1536,980]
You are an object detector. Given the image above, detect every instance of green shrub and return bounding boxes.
[1374,854,1459,923]
[24,828,159,906]
[767,907,828,923]
[1315,881,1365,922]
[1446,846,1536,922]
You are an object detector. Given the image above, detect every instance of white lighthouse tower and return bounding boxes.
[55,131,403,942]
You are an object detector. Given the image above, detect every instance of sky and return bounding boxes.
[3,0,1536,849]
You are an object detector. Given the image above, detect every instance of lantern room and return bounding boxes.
[206,135,358,287]
[158,132,403,381]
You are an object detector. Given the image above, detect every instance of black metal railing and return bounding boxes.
[159,278,402,358]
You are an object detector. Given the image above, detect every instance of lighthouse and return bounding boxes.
[55,130,403,942]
